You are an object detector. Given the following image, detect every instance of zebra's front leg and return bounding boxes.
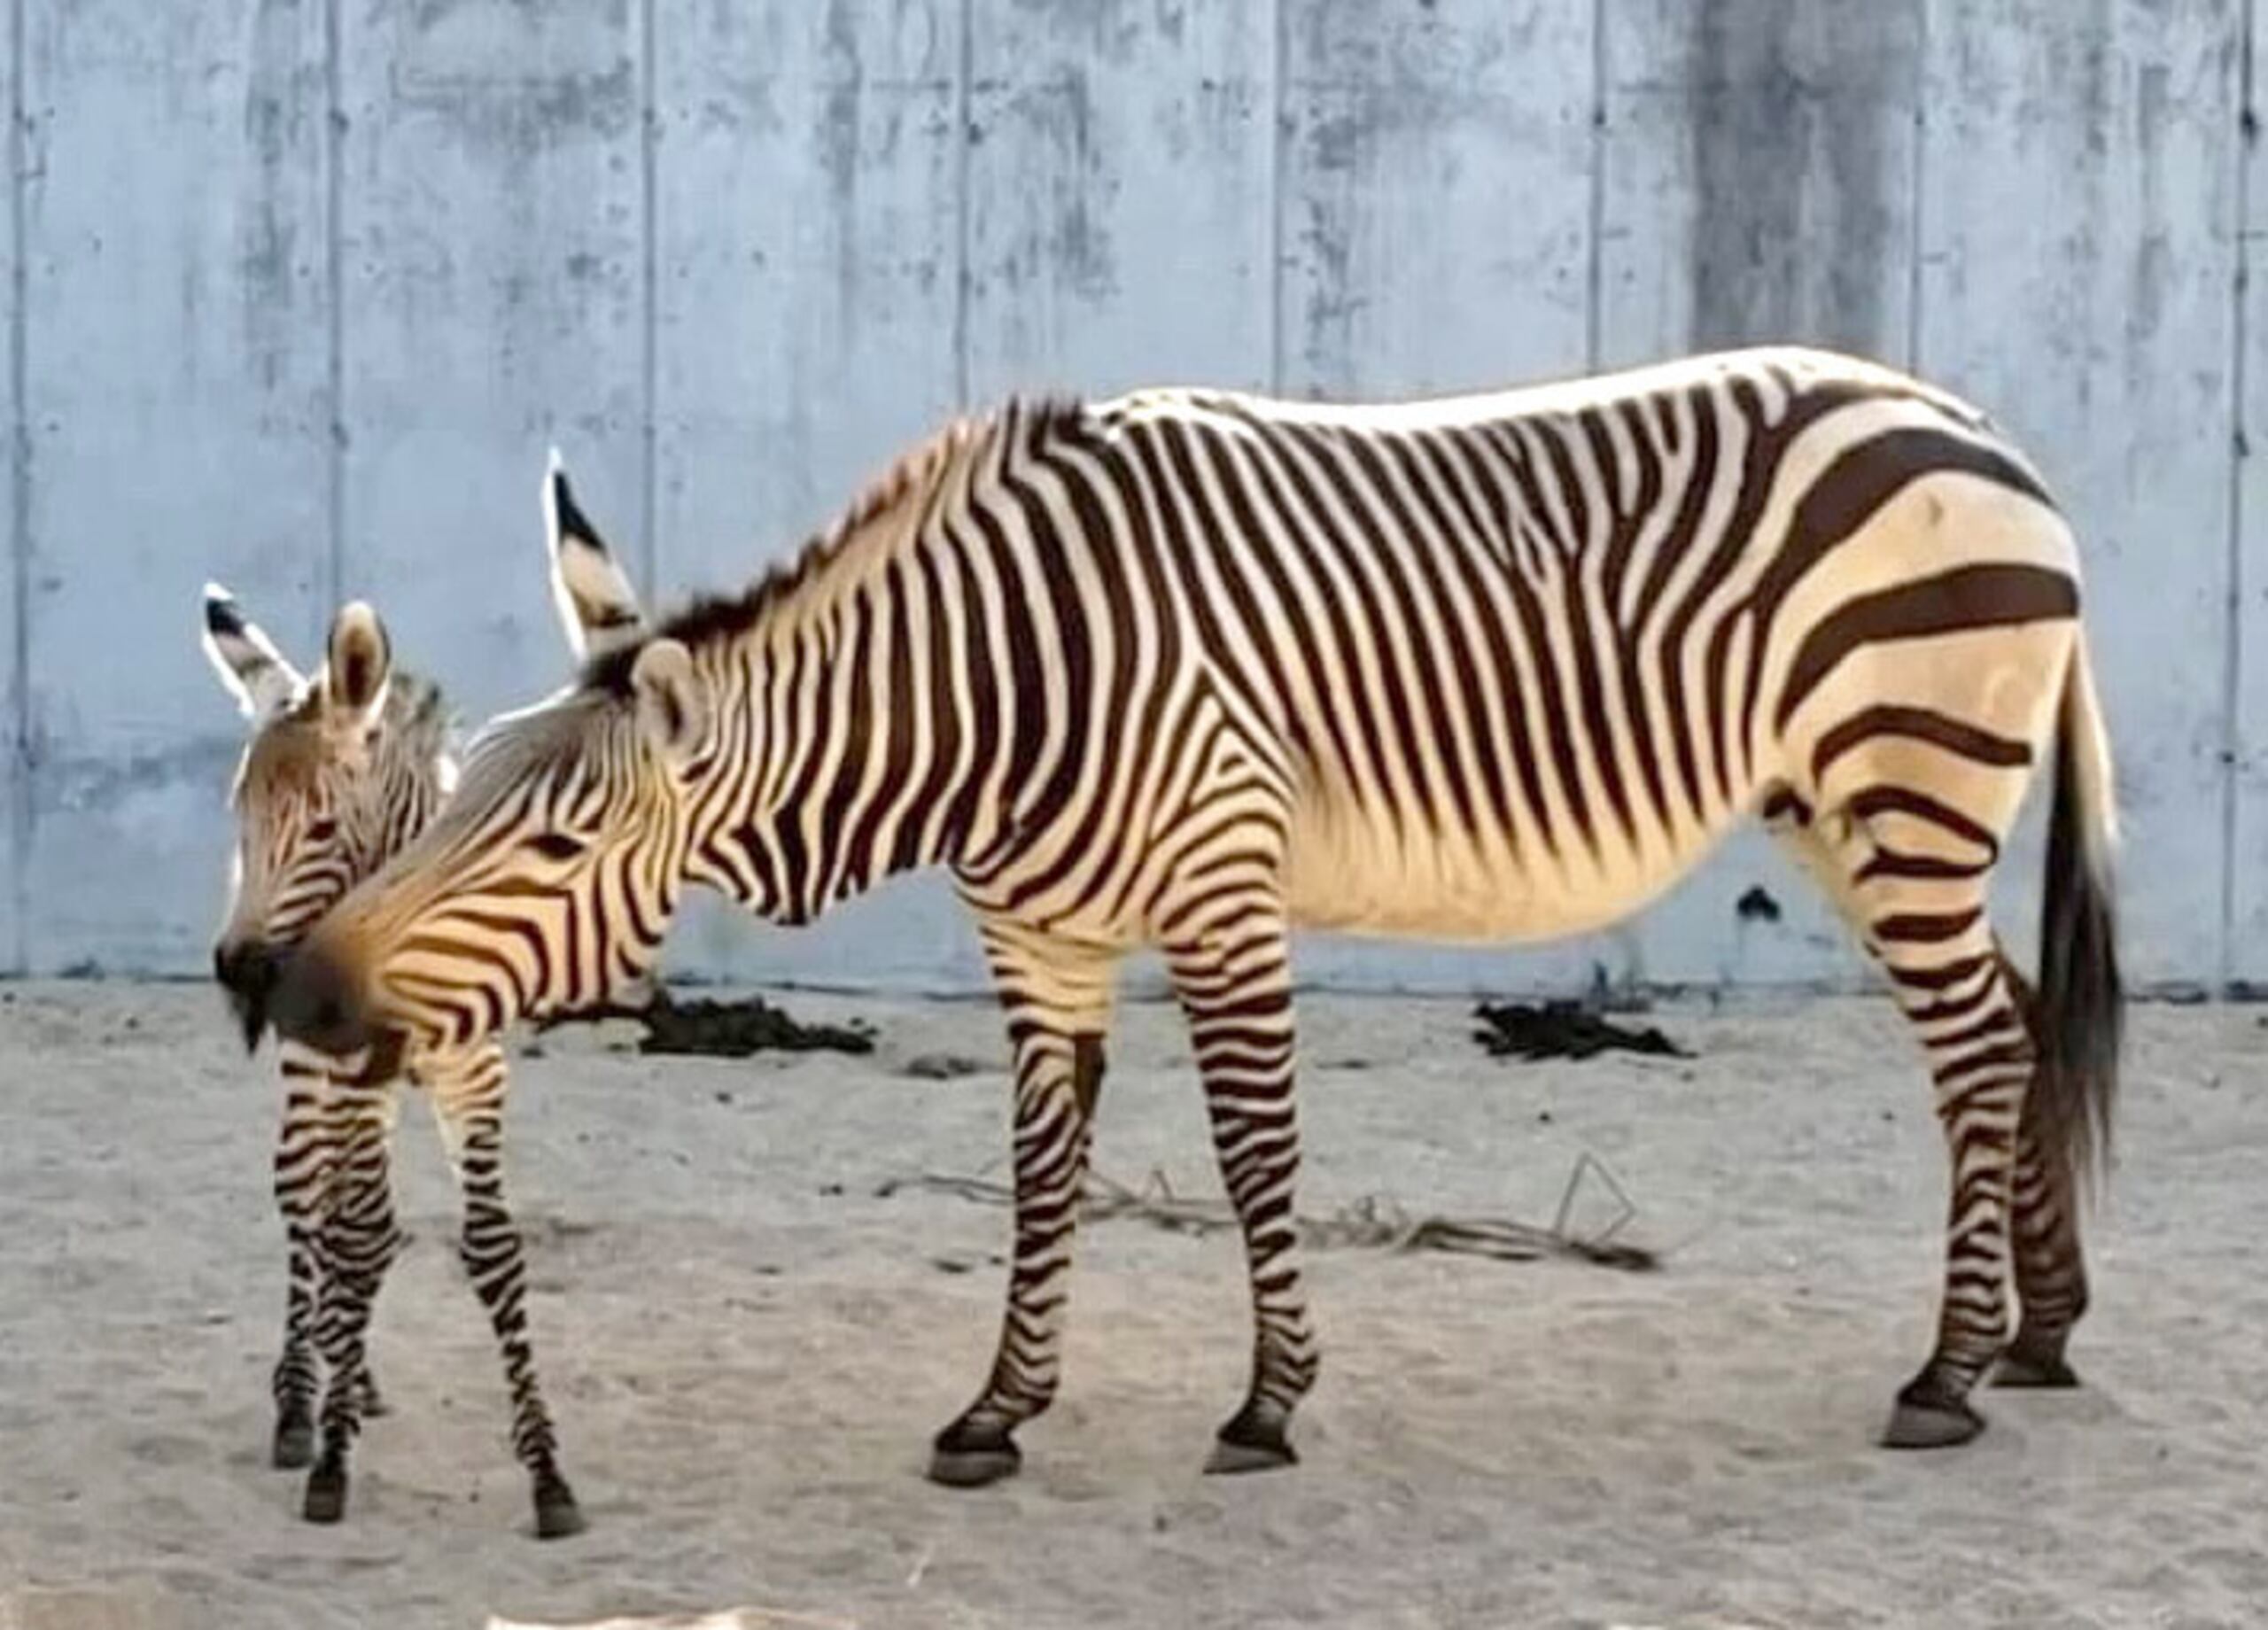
[1168,918,1316,1473]
[431,1043,582,1539]
[929,923,1117,1488]
[302,1089,399,1523]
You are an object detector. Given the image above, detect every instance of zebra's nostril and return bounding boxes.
[214,942,273,997]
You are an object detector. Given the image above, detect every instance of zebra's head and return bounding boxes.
[269,457,718,1060]
[202,586,447,1050]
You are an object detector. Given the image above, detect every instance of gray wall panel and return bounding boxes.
[1915,0,2238,989]
[8,1,2253,996]
[20,0,331,970]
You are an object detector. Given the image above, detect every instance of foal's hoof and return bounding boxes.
[927,1421,1022,1488]
[1205,1412,1297,1475]
[1992,1337,2081,1389]
[355,1377,391,1418]
[533,1474,586,1540]
[302,1461,349,1524]
[1881,1377,1985,1449]
[271,1414,315,1471]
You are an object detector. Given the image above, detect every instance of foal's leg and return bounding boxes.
[929,920,1117,1487]
[301,1076,400,1522]
[426,1042,582,1538]
[268,1044,330,1469]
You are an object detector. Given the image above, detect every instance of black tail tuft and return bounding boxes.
[2031,669,2122,1199]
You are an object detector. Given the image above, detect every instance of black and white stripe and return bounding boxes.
[277,345,2120,1483]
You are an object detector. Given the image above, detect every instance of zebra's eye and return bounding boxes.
[532,832,587,863]
[303,817,338,843]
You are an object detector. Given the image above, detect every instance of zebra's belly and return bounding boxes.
[1282,812,1698,944]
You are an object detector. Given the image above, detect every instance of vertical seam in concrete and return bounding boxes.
[1904,0,1929,369]
[1267,0,1285,393]
[1583,0,1606,371]
[952,0,972,410]
[638,0,658,597]
[2224,0,2253,990]
[6,0,27,973]
[322,0,345,609]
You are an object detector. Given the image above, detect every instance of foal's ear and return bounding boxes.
[544,449,644,662]
[324,601,392,729]
[200,582,304,721]
[629,638,710,767]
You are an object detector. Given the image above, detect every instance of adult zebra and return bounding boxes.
[202,588,582,1536]
[272,346,2120,1481]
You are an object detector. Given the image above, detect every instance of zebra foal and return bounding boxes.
[201,587,581,1536]
[270,346,2120,1482]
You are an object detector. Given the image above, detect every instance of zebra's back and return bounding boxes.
[1061,347,2078,943]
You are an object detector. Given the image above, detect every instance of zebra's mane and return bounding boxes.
[583,397,1086,694]
[382,671,451,763]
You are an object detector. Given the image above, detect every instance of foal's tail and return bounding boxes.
[2028,633,2122,1198]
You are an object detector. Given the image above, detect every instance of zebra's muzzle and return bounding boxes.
[213,940,279,1052]
[268,939,373,1059]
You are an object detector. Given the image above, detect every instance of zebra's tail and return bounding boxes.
[2029,632,2122,1200]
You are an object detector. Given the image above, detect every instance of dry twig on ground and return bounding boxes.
[878,1153,1658,1272]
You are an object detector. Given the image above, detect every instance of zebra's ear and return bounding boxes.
[201,582,304,722]
[629,638,709,767]
[545,449,644,662]
[324,601,392,729]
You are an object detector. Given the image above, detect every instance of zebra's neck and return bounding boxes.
[682,414,1048,922]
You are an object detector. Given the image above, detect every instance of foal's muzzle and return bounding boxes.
[212,939,280,1052]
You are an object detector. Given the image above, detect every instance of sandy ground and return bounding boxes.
[0,979,2262,1630]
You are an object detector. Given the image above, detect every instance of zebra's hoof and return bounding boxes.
[1205,1413,1297,1475]
[533,1476,586,1540]
[301,1462,348,1525]
[1992,1336,2080,1389]
[927,1421,1021,1488]
[1881,1377,1985,1449]
[271,1415,315,1471]
[355,1378,390,1418]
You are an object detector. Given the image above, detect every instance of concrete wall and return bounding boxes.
[0,0,2254,995]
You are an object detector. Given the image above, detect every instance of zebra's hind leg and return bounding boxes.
[430,1043,581,1538]
[1165,909,1316,1475]
[1978,956,2088,1388]
[1775,806,2031,1448]
[929,920,1117,1488]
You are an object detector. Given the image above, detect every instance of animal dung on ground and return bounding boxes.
[902,1051,989,1080]
[1472,999,1690,1062]
[540,990,874,1058]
